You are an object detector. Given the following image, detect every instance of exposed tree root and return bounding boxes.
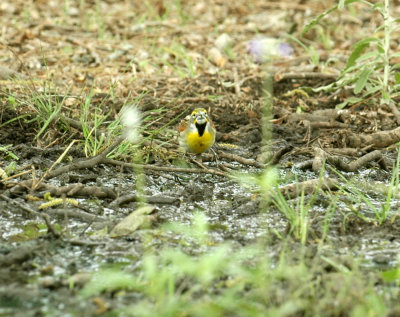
[109,193,179,208]
[279,177,339,199]
[326,150,388,172]
[338,127,400,148]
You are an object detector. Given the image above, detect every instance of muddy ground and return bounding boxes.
[1,0,400,316]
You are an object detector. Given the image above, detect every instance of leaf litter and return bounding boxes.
[1,0,400,315]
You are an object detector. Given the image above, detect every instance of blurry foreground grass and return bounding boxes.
[80,214,398,317]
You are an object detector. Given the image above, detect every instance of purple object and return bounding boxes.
[248,37,293,63]
[277,42,294,57]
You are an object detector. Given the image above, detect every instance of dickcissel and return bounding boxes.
[178,108,216,155]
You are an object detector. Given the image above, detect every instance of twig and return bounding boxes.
[0,169,32,183]
[33,140,78,189]
[104,158,227,177]
[260,1,310,10]
[0,193,39,216]
[129,20,179,33]
[267,145,293,165]
[274,72,337,82]
[41,213,62,238]
[109,193,179,207]
[36,183,117,199]
[61,115,83,130]
[233,67,241,96]
[46,137,124,180]
[68,239,106,246]
[309,121,349,129]
[10,179,118,198]
[388,101,400,125]
[216,151,263,168]
[49,208,108,222]
[312,147,327,172]
[190,157,210,170]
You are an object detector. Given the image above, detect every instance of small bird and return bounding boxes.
[178,108,216,155]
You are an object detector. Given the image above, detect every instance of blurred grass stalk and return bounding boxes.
[261,70,315,243]
[382,0,391,104]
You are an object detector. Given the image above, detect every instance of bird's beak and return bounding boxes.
[195,113,207,124]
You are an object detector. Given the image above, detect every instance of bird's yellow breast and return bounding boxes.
[186,130,214,154]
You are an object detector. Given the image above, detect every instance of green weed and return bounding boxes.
[22,81,69,141]
[303,0,397,106]
[287,34,320,66]
[0,144,19,161]
[330,159,400,225]
[271,184,311,244]
[80,90,109,157]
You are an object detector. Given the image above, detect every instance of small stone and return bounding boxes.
[209,47,226,68]
[215,33,233,51]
